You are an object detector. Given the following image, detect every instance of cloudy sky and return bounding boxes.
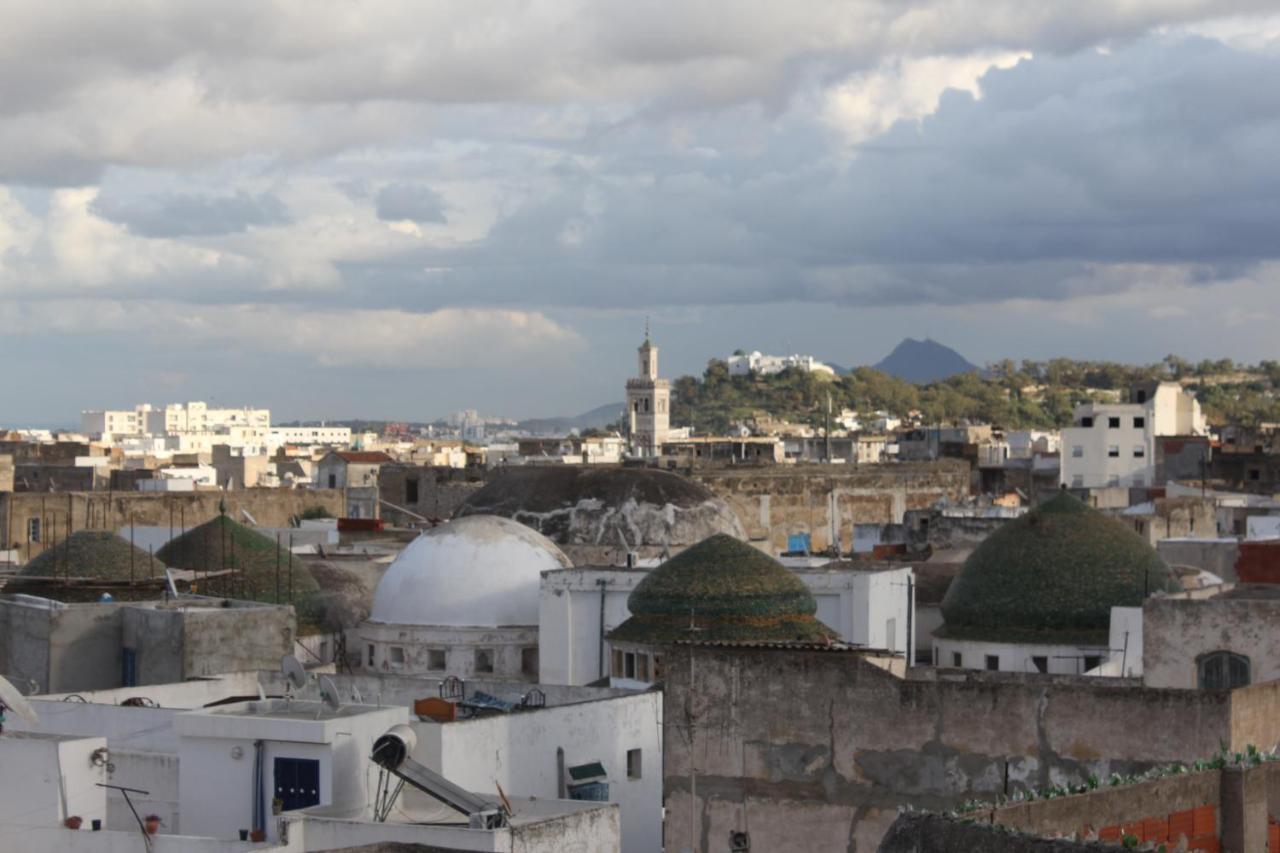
[3,1,1280,424]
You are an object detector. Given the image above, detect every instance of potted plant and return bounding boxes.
[250,827,267,842]
[64,815,83,830]
[144,814,162,835]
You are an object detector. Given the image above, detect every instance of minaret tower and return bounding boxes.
[626,319,670,457]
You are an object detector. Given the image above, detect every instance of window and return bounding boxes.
[1198,652,1251,690]
[367,644,375,667]
[405,478,419,504]
[627,749,642,779]
[1133,446,1146,458]
[1080,416,1094,427]
[26,517,40,543]
[327,473,337,488]
[427,649,446,671]
[611,648,624,676]
[1108,417,1121,428]
[1071,445,1083,458]
[1107,476,1120,488]
[1134,416,1146,428]
[985,655,999,671]
[474,649,494,674]
[389,646,405,667]
[566,762,609,802]
[952,652,962,668]
[1249,468,1261,481]
[1031,656,1048,674]
[1108,445,1120,458]
[1072,475,1084,488]
[521,647,539,677]
[635,653,650,682]
[1083,656,1102,672]
[623,651,636,679]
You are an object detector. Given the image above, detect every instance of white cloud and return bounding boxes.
[0,299,585,368]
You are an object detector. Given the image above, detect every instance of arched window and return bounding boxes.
[1198,651,1251,690]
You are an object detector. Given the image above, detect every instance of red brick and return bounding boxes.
[1192,805,1216,836]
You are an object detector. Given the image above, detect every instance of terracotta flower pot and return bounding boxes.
[250,828,267,842]
[144,816,161,835]
[64,816,83,830]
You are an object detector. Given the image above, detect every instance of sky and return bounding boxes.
[3,2,1280,425]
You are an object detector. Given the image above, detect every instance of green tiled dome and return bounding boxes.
[19,531,166,580]
[939,492,1179,644]
[157,515,321,623]
[608,534,838,644]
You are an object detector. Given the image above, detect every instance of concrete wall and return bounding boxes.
[0,489,345,564]
[1143,595,1280,689]
[423,691,662,853]
[378,465,488,524]
[692,462,970,555]
[878,812,1110,852]
[661,646,1264,853]
[123,603,294,685]
[355,623,538,681]
[0,598,123,694]
[1158,538,1239,582]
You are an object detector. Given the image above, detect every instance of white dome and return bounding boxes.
[370,515,572,628]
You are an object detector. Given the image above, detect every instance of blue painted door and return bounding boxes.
[273,757,320,811]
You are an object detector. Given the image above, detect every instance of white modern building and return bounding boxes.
[728,350,837,377]
[354,515,572,680]
[268,426,353,449]
[1060,382,1206,489]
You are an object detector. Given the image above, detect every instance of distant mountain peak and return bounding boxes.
[870,338,978,384]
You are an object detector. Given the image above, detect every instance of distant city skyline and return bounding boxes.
[2,3,1279,424]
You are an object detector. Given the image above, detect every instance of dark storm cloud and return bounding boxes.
[90,190,291,237]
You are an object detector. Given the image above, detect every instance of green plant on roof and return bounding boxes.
[300,506,333,520]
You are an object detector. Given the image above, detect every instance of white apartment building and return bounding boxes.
[1060,382,1207,490]
[728,350,837,377]
[268,426,353,449]
[81,402,272,453]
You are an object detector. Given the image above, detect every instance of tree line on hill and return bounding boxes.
[668,357,1280,434]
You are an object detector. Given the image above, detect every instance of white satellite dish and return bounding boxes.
[281,655,307,692]
[318,676,342,713]
[0,674,39,726]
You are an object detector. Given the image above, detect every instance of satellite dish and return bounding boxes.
[281,655,307,691]
[318,676,341,712]
[350,685,363,705]
[0,674,39,726]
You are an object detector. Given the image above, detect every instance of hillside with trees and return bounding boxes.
[670,357,1280,434]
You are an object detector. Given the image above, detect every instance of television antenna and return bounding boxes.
[0,674,39,726]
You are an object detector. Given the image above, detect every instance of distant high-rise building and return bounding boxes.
[625,326,670,457]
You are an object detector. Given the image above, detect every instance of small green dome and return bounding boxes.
[19,531,165,580]
[939,492,1179,644]
[608,534,838,645]
[157,516,321,623]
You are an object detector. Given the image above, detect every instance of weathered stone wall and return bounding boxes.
[662,647,1255,853]
[378,465,488,525]
[1144,596,1280,689]
[692,462,970,554]
[877,812,1111,852]
[0,489,345,563]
